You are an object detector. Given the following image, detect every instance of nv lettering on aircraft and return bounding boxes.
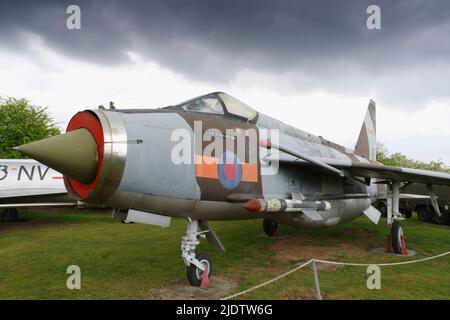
[0,164,54,181]
[17,165,51,181]
[0,159,75,221]
[15,92,450,287]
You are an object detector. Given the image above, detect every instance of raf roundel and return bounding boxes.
[217,151,242,190]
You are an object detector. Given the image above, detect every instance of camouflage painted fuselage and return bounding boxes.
[64,98,375,229]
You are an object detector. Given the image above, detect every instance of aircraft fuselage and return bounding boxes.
[55,99,375,228]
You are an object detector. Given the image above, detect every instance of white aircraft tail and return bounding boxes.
[354,100,377,161]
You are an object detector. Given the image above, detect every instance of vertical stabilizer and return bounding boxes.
[354,100,376,161]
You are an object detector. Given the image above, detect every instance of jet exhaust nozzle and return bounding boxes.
[14,128,99,184]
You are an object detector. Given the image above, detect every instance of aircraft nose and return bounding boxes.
[14,128,99,184]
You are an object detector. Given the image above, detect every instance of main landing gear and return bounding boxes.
[263,219,278,237]
[181,219,212,287]
[385,181,408,255]
[390,220,407,254]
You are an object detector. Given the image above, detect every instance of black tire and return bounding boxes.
[186,252,212,287]
[417,206,430,222]
[391,221,405,255]
[377,202,387,217]
[263,219,278,237]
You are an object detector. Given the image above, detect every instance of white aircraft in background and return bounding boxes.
[0,159,76,221]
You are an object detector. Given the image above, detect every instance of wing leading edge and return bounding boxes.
[275,156,450,187]
[338,162,450,186]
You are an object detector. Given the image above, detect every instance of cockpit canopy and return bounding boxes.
[177,92,258,122]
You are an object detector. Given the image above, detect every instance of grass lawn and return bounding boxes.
[0,209,449,299]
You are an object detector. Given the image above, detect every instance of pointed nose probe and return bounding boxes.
[14,128,99,184]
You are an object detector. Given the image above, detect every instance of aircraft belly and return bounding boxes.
[104,191,255,220]
[104,191,198,216]
[189,200,257,220]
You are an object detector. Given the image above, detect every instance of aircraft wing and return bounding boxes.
[337,162,450,186]
[273,154,450,186]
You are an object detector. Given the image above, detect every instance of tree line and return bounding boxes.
[377,143,450,173]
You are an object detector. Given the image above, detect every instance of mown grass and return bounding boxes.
[0,210,449,299]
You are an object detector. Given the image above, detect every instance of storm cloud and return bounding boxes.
[1,0,450,108]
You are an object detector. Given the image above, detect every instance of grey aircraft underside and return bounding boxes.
[15,92,450,286]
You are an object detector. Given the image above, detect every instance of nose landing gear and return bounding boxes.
[187,252,212,287]
[181,219,212,287]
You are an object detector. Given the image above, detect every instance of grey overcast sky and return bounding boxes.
[0,0,449,163]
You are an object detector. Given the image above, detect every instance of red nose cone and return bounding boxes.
[64,111,104,199]
[243,199,262,212]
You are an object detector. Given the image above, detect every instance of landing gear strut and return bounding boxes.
[181,219,212,287]
[386,181,408,255]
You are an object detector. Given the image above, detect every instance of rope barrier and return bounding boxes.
[221,260,313,300]
[314,251,450,267]
[220,251,450,300]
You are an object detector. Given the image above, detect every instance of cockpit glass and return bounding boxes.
[218,93,258,121]
[181,96,224,115]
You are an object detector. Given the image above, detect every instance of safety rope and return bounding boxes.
[315,251,450,267]
[221,260,313,300]
[220,251,450,300]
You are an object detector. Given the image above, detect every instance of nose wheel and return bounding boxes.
[186,252,212,287]
[181,219,212,287]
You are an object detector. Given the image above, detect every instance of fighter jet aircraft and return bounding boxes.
[0,159,75,220]
[14,92,450,286]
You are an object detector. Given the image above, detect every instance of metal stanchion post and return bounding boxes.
[312,259,322,300]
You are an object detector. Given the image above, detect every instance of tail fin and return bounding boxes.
[354,100,376,161]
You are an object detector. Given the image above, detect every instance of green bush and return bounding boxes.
[0,97,61,158]
[377,143,450,173]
